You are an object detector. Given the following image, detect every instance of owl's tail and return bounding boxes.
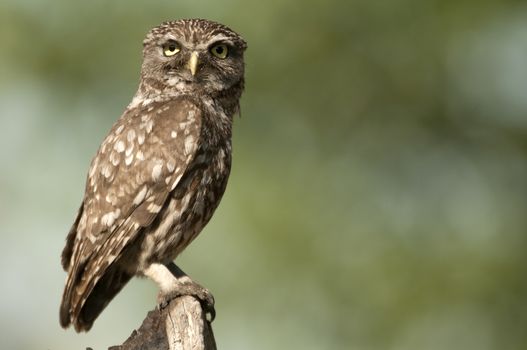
[60,262,132,332]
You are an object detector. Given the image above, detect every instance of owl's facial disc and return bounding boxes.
[142,25,246,93]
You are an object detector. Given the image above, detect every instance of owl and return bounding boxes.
[59,19,247,332]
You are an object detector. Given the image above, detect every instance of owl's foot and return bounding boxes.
[157,280,216,322]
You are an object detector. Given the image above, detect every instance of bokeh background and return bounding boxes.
[1,0,527,349]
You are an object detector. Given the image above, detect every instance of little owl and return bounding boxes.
[59,19,247,332]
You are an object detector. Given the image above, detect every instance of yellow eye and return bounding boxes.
[162,41,180,57]
[210,44,228,59]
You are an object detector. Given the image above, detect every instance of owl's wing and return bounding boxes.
[60,97,203,331]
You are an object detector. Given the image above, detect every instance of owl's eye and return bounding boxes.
[210,44,228,59]
[162,41,180,57]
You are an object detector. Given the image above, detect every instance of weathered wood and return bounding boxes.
[108,296,216,350]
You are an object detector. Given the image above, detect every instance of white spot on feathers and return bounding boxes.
[171,130,177,138]
[110,151,120,166]
[167,159,176,172]
[105,193,117,204]
[138,132,145,145]
[134,186,148,204]
[184,136,195,155]
[101,212,116,227]
[145,120,154,133]
[152,163,163,181]
[125,143,134,157]
[89,164,97,178]
[147,203,162,213]
[114,140,125,153]
[115,125,124,135]
[101,165,113,178]
[127,129,136,142]
[87,233,97,243]
[179,122,189,131]
[125,153,134,166]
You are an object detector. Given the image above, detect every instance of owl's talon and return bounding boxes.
[157,281,216,322]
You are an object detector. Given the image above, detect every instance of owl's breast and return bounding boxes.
[179,142,232,237]
[139,142,232,266]
[193,134,233,215]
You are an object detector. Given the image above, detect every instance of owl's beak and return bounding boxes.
[188,52,199,76]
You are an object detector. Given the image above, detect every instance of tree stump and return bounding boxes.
[108,296,216,350]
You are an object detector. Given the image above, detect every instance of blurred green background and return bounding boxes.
[1,0,527,349]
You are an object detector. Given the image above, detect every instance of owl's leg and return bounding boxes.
[143,262,216,321]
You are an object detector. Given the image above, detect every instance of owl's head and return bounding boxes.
[140,19,247,96]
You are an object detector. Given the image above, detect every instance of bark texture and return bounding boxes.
[108,296,216,350]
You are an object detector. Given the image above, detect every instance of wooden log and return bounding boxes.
[108,296,216,350]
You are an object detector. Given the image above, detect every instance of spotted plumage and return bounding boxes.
[59,19,246,332]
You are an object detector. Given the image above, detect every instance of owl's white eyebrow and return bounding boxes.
[162,35,181,43]
[158,35,234,50]
[209,35,230,42]
[208,35,234,45]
